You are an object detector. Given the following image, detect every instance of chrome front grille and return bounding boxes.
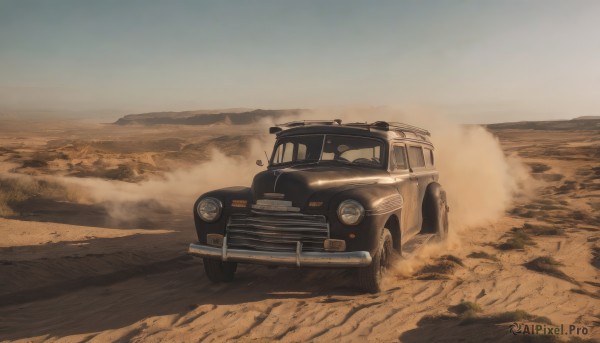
[226,209,329,252]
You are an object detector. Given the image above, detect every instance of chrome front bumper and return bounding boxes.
[188,241,372,267]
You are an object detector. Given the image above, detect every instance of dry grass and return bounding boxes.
[467,251,498,261]
[529,163,551,173]
[416,255,463,280]
[0,176,78,216]
[449,301,482,317]
[521,223,565,236]
[524,256,576,284]
[570,288,600,299]
[592,247,600,269]
[556,180,578,194]
[497,229,536,250]
[69,164,138,182]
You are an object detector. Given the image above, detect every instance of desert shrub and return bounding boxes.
[416,255,463,280]
[570,288,600,299]
[20,151,69,169]
[21,159,48,168]
[529,163,551,173]
[103,164,136,180]
[0,176,78,216]
[519,210,536,218]
[69,164,137,181]
[592,247,600,269]
[449,301,482,318]
[538,203,563,210]
[572,211,587,221]
[524,256,576,284]
[440,255,464,266]
[522,223,565,236]
[34,151,69,161]
[467,251,498,261]
[497,230,536,250]
[556,181,577,194]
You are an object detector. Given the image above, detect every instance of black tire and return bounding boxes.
[437,192,449,241]
[357,228,393,293]
[422,183,449,241]
[203,258,237,282]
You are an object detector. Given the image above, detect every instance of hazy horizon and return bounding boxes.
[2,1,600,124]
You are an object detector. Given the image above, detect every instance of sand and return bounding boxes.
[0,121,598,342]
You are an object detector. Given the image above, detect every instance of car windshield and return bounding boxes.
[271,134,384,167]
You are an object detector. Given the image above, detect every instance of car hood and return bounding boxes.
[251,165,392,208]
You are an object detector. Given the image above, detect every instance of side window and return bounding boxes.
[408,146,425,168]
[391,145,408,171]
[424,148,434,167]
[273,142,294,164]
[282,142,294,162]
[297,144,307,160]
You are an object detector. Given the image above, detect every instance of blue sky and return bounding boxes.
[1,0,599,122]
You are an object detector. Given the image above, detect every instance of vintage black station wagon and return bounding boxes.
[189,120,449,293]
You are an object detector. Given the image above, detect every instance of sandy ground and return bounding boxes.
[0,122,598,342]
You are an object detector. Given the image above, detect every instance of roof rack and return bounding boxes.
[269,119,430,137]
[345,121,430,136]
[269,119,342,133]
[376,121,430,136]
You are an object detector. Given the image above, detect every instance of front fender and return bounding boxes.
[325,184,403,255]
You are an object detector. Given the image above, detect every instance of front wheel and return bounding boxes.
[203,258,237,282]
[357,228,393,293]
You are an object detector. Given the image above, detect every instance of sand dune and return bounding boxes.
[0,121,598,342]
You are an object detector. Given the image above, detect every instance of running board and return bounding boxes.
[402,234,437,256]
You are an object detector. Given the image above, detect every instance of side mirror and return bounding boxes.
[256,160,264,167]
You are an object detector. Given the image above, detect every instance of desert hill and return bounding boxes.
[114,108,305,126]
[573,115,600,120]
[487,117,600,131]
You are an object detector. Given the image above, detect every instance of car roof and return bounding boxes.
[273,121,433,147]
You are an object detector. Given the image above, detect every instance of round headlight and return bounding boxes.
[197,197,222,222]
[337,200,365,226]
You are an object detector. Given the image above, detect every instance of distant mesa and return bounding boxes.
[113,109,305,126]
[487,117,600,131]
[572,115,600,120]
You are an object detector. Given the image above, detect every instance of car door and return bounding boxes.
[406,145,429,236]
[390,144,419,240]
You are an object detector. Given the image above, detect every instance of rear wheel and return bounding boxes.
[357,228,393,293]
[434,191,449,241]
[422,183,449,241]
[203,258,237,282]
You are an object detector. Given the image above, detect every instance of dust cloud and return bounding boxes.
[55,139,273,221]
